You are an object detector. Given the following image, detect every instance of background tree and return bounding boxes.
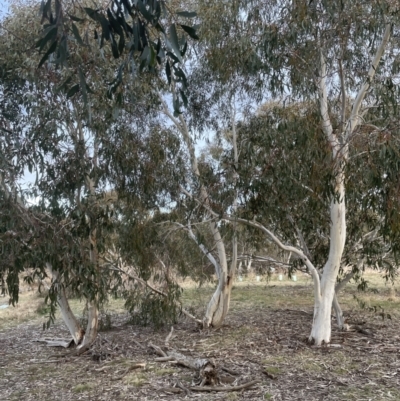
[192,0,400,344]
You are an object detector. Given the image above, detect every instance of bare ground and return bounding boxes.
[1,278,400,401]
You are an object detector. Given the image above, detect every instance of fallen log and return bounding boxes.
[149,342,218,385]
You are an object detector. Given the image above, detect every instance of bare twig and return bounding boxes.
[110,362,146,381]
[189,380,260,392]
[149,342,168,358]
[176,381,192,396]
[221,366,239,376]
[132,338,145,349]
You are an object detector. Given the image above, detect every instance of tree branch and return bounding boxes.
[335,270,354,294]
[344,23,392,142]
[104,254,203,325]
[180,187,321,298]
[338,57,347,132]
[172,222,222,279]
[318,49,335,145]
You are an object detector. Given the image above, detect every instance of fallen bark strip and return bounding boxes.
[132,338,145,349]
[189,380,260,392]
[34,338,74,348]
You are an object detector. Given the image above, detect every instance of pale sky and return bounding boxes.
[0,0,10,20]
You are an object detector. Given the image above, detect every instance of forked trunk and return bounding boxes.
[309,24,391,345]
[309,192,346,345]
[203,275,233,328]
[49,264,84,345]
[332,292,344,329]
[203,101,238,328]
[78,299,99,350]
[58,286,85,345]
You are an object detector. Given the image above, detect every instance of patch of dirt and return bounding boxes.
[1,286,400,400]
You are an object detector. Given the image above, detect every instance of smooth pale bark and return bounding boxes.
[246,258,253,273]
[204,274,233,328]
[203,218,232,327]
[48,264,85,345]
[309,23,392,345]
[202,102,239,327]
[310,177,346,344]
[57,286,86,344]
[78,299,99,351]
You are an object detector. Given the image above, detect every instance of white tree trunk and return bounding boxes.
[309,181,346,345]
[203,219,232,327]
[204,102,239,328]
[308,24,391,344]
[203,274,233,328]
[310,294,334,343]
[57,286,85,345]
[246,258,252,273]
[78,299,99,350]
[47,265,85,345]
[160,97,239,328]
[238,261,243,275]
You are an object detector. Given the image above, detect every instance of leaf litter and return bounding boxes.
[1,282,400,400]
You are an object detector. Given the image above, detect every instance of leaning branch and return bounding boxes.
[104,256,203,325]
[317,49,335,144]
[335,270,354,294]
[181,189,321,298]
[171,222,221,278]
[345,22,392,141]
[232,216,321,299]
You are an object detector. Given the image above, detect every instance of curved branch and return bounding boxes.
[335,270,354,294]
[344,22,392,141]
[172,222,221,278]
[105,257,203,325]
[180,187,321,298]
[231,216,320,299]
[318,50,334,144]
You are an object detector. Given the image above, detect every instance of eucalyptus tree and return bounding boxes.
[235,101,398,324]
[154,79,246,327]
[0,1,154,348]
[35,0,249,328]
[194,0,400,345]
[1,0,203,346]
